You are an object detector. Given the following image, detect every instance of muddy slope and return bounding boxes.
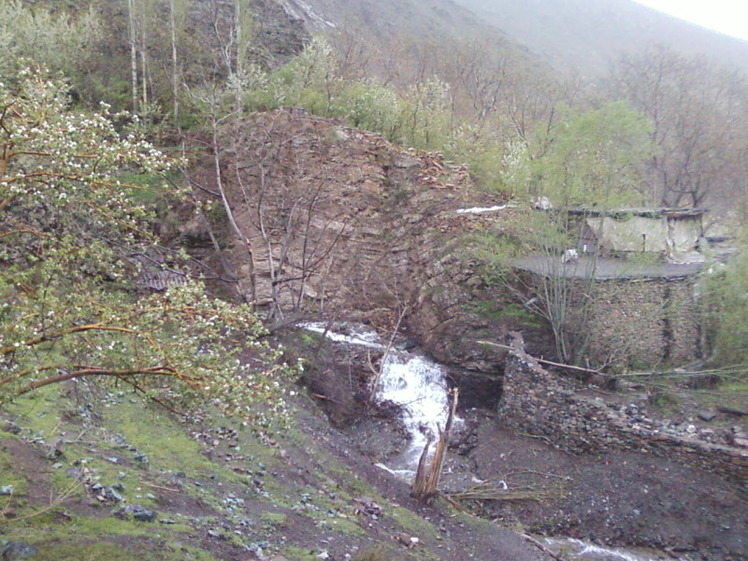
[0,379,553,561]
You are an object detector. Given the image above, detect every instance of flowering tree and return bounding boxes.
[0,69,292,422]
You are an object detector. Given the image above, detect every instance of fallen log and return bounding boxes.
[718,406,748,417]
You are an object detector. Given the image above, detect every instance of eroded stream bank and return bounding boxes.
[303,322,747,561]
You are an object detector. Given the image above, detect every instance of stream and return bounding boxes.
[301,321,454,476]
[302,322,684,561]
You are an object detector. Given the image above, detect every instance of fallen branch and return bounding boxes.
[446,470,571,505]
[369,307,408,402]
[311,393,343,405]
[477,340,607,376]
[522,533,571,561]
[447,481,567,503]
[718,406,748,417]
[140,481,180,493]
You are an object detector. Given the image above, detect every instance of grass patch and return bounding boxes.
[354,545,395,561]
[101,397,217,478]
[281,546,328,561]
[468,300,544,328]
[8,537,218,561]
[2,514,198,561]
[0,445,29,497]
[259,511,287,528]
[315,515,367,537]
[4,386,65,440]
[388,506,440,541]
[65,515,191,537]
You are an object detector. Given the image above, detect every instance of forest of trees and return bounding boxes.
[0,0,746,408]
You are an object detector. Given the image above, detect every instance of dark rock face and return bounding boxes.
[252,0,310,68]
[302,343,378,426]
[188,0,309,72]
[446,367,503,410]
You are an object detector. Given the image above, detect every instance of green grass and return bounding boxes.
[1,513,199,561]
[281,546,323,561]
[0,447,29,498]
[101,398,216,477]
[4,538,219,561]
[467,300,544,328]
[4,386,65,440]
[259,511,287,528]
[388,505,440,541]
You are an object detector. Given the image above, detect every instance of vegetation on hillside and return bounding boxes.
[0,0,746,399]
[0,69,294,422]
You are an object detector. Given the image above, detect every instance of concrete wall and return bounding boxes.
[585,214,703,257]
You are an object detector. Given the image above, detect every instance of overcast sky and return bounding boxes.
[631,0,748,41]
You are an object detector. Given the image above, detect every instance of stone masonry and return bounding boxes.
[498,333,748,484]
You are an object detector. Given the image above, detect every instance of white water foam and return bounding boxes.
[301,322,454,478]
[300,322,384,349]
[542,537,679,561]
[455,204,507,214]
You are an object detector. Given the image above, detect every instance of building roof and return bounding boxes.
[513,255,703,280]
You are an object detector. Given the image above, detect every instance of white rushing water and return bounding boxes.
[455,204,507,214]
[301,322,454,477]
[302,323,687,561]
[542,538,679,561]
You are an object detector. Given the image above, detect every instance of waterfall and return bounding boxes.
[301,323,691,561]
[301,322,454,477]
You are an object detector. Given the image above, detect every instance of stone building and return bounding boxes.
[513,255,703,369]
[510,207,708,369]
[567,207,707,262]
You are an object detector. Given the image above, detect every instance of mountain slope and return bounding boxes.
[450,0,748,74]
[279,0,501,40]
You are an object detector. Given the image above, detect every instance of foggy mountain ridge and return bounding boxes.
[442,0,748,74]
[285,0,748,75]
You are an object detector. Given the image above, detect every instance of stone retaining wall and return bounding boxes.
[582,276,701,367]
[498,334,748,482]
[516,266,701,369]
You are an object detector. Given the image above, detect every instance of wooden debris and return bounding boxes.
[411,388,458,503]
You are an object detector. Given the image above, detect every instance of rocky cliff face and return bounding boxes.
[205,108,528,391]
[251,0,310,67]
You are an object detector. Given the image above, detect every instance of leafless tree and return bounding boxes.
[609,45,748,209]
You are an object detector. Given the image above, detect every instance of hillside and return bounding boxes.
[1,3,747,561]
[280,0,501,40]
[450,0,748,74]
[287,0,748,76]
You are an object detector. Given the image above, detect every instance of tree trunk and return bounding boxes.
[169,0,180,123]
[411,388,459,503]
[127,0,139,113]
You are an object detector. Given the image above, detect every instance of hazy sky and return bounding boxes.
[632,0,748,41]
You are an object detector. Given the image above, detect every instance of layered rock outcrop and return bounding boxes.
[210,108,515,382]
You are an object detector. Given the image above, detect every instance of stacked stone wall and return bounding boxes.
[498,334,747,483]
[665,277,701,364]
[582,278,666,367]
[525,273,701,368]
